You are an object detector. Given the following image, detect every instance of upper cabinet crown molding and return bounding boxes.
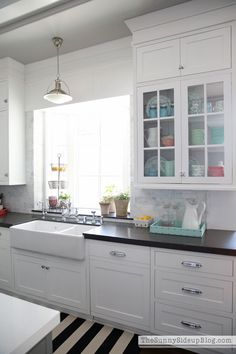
[125,1,236,45]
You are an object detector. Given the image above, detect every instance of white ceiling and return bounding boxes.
[0,0,190,64]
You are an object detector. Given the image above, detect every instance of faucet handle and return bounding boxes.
[91,210,96,216]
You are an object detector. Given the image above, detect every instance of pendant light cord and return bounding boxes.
[56,45,60,80]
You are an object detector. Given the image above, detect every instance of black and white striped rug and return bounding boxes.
[52,313,140,354]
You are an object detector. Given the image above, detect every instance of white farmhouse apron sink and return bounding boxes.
[10,220,94,260]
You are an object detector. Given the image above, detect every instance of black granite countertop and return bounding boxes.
[1,212,236,256]
[83,223,236,256]
[0,212,39,228]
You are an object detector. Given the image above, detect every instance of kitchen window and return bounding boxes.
[34,95,130,210]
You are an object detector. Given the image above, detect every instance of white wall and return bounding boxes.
[25,37,133,111]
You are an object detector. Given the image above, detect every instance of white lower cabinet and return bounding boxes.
[0,227,12,290]
[89,240,150,331]
[12,249,89,314]
[151,248,235,342]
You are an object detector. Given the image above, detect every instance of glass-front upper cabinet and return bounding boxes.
[137,82,181,183]
[181,74,231,184]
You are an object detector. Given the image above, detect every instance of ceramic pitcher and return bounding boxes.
[182,199,206,230]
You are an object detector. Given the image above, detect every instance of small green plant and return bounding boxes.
[100,196,111,204]
[100,184,117,203]
[59,193,70,201]
[114,191,130,200]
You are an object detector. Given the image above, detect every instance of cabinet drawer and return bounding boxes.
[155,270,233,313]
[154,302,232,335]
[0,227,10,248]
[154,250,233,277]
[89,240,150,264]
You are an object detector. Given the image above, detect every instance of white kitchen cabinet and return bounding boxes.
[126,2,236,189]
[0,58,25,185]
[0,227,12,290]
[0,111,9,183]
[89,240,150,331]
[12,249,89,313]
[136,27,231,83]
[151,248,235,338]
[137,73,231,185]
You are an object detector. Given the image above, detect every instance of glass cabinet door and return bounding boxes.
[182,74,231,183]
[138,83,181,183]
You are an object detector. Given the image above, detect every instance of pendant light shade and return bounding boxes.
[44,37,72,104]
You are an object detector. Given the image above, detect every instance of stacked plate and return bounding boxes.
[191,129,204,145]
[191,164,205,177]
[210,127,224,144]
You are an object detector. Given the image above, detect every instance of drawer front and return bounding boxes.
[0,227,10,248]
[155,270,233,313]
[154,250,233,277]
[89,240,150,264]
[154,302,233,335]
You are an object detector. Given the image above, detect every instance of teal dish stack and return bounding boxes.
[210,127,224,144]
[191,129,204,145]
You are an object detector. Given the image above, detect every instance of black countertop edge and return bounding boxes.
[82,233,236,256]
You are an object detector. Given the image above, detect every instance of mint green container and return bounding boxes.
[150,220,206,238]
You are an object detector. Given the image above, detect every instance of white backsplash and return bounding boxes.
[131,187,236,230]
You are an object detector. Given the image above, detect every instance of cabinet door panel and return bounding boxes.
[137,39,180,82]
[0,111,9,183]
[181,27,231,76]
[0,81,8,111]
[47,261,88,312]
[0,248,11,289]
[155,303,232,335]
[137,82,181,183]
[181,73,231,184]
[13,254,46,297]
[90,259,150,329]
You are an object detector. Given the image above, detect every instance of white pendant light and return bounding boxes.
[44,37,72,104]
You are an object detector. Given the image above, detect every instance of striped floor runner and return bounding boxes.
[52,313,140,354]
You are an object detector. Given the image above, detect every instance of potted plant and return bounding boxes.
[103,184,117,213]
[99,196,111,215]
[58,193,71,208]
[114,191,130,217]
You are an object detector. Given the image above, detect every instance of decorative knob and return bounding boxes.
[4,99,8,103]
[179,64,184,70]
[4,173,8,177]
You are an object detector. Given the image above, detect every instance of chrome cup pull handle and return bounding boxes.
[110,250,126,257]
[181,320,201,329]
[181,261,202,268]
[182,287,202,295]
